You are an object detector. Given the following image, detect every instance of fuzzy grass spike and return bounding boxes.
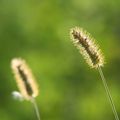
[11,58,41,120]
[70,27,119,120]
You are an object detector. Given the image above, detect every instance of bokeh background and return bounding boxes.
[0,0,120,120]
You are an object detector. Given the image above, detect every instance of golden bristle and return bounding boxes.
[11,58,39,100]
[70,27,104,68]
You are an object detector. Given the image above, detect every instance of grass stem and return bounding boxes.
[98,66,119,120]
[31,97,41,120]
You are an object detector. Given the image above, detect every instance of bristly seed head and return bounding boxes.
[11,58,39,100]
[70,27,104,68]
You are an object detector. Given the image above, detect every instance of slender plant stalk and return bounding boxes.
[98,66,119,120]
[31,97,41,120]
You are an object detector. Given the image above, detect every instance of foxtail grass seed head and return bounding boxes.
[70,27,104,68]
[11,58,39,100]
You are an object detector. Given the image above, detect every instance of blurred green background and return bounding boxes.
[0,0,120,120]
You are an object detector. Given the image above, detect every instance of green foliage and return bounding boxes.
[0,0,120,120]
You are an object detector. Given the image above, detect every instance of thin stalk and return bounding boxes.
[98,66,119,120]
[31,97,41,120]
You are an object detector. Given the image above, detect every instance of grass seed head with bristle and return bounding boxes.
[70,27,104,68]
[11,58,39,100]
